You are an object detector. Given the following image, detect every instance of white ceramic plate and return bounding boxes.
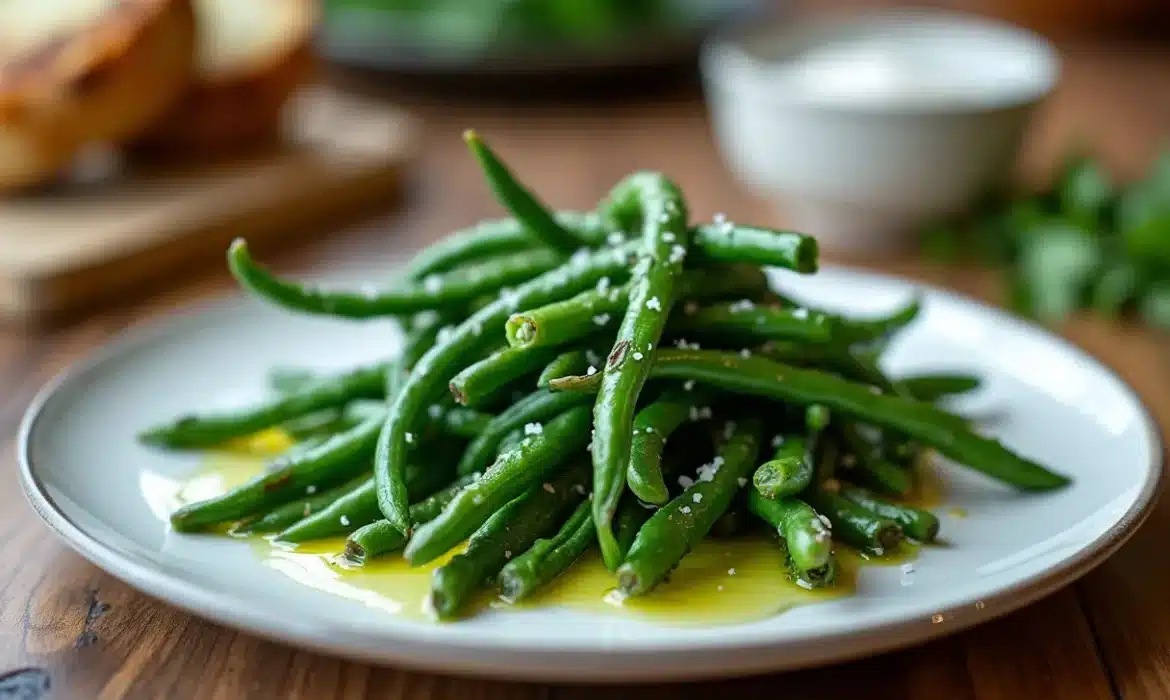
[18,266,1162,683]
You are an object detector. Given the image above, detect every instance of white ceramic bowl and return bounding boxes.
[701,10,1060,253]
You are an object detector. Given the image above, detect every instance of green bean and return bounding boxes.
[550,349,1070,491]
[837,422,913,497]
[757,341,899,395]
[342,473,481,562]
[140,363,389,449]
[387,312,446,399]
[506,281,626,349]
[835,297,923,346]
[430,461,590,619]
[897,373,982,402]
[618,418,762,596]
[375,241,641,535]
[237,474,368,535]
[455,389,592,476]
[498,499,594,602]
[464,130,588,252]
[170,410,386,532]
[627,387,713,504]
[400,213,604,282]
[837,482,940,543]
[753,435,814,500]
[804,484,903,555]
[691,222,819,273]
[229,240,564,320]
[405,405,592,565]
[670,301,835,344]
[449,345,562,407]
[537,348,591,388]
[505,266,771,351]
[593,172,691,570]
[746,490,834,585]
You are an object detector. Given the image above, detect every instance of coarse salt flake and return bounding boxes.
[586,365,598,376]
[423,275,442,293]
[678,475,695,489]
[792,307,809,320]
[405,432,414,444]
[683,380,696,391]
[525,422,544,436]
[428,404,443,419]
[632,352,644,361]
[771,435,785,448]
[646,296,662,311]
[593,313,611,326]
[340,515,350,526]
[680,506,692,514]
[306,485,317,495]
[728,568,737,576]
[739,348,752,358]
[662,231,676,243]
[596,277,611,294]
[607,232,625,245]
[737,477,748,487]
[729,299,755,313]
[693,493,703,503]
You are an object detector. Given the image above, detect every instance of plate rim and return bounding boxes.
[15,264,1165,681]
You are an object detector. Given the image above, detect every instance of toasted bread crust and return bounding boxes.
[0,0,196,191]
[130,0,317,154]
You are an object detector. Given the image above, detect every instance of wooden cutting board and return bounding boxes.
[0,87,416,322]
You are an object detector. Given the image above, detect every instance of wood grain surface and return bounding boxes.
[1,43,1168,700]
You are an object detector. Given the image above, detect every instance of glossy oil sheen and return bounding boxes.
[159,441,943,626]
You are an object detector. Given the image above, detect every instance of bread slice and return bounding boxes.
[132,0,318,154]
[0,0,197,191]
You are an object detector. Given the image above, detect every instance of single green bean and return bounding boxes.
[670,301,835,344]
[617,418,763,596]
[170,410,386,532]
[897,374,982,402]
[804,484,903,555]
[746,490,835,585]
[505,265,771,351]
[627,387,713,504]
[430,461,590,619]
[464,130,590,253]
[400,212,604,282]
[835,297,923,346]
[229,240,564,319]
[691,222,819,273]
[753,435,814,500]
[498,499,595,602]
[342,473,481,562]
[406,405,592,565]
[593,172,691,570]
[837,482,940,543]
[375,241,641,535]
[550,349,1070,491]
[139,362,389,449]
[449,345,562,407]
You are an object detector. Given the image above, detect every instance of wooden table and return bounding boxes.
[2,43,1169,700]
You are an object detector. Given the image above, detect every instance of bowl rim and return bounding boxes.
[700,8,1061,116]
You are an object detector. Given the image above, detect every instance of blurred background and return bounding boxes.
[1,0,1168,330]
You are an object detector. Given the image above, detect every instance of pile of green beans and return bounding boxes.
[142,130,1070,620]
